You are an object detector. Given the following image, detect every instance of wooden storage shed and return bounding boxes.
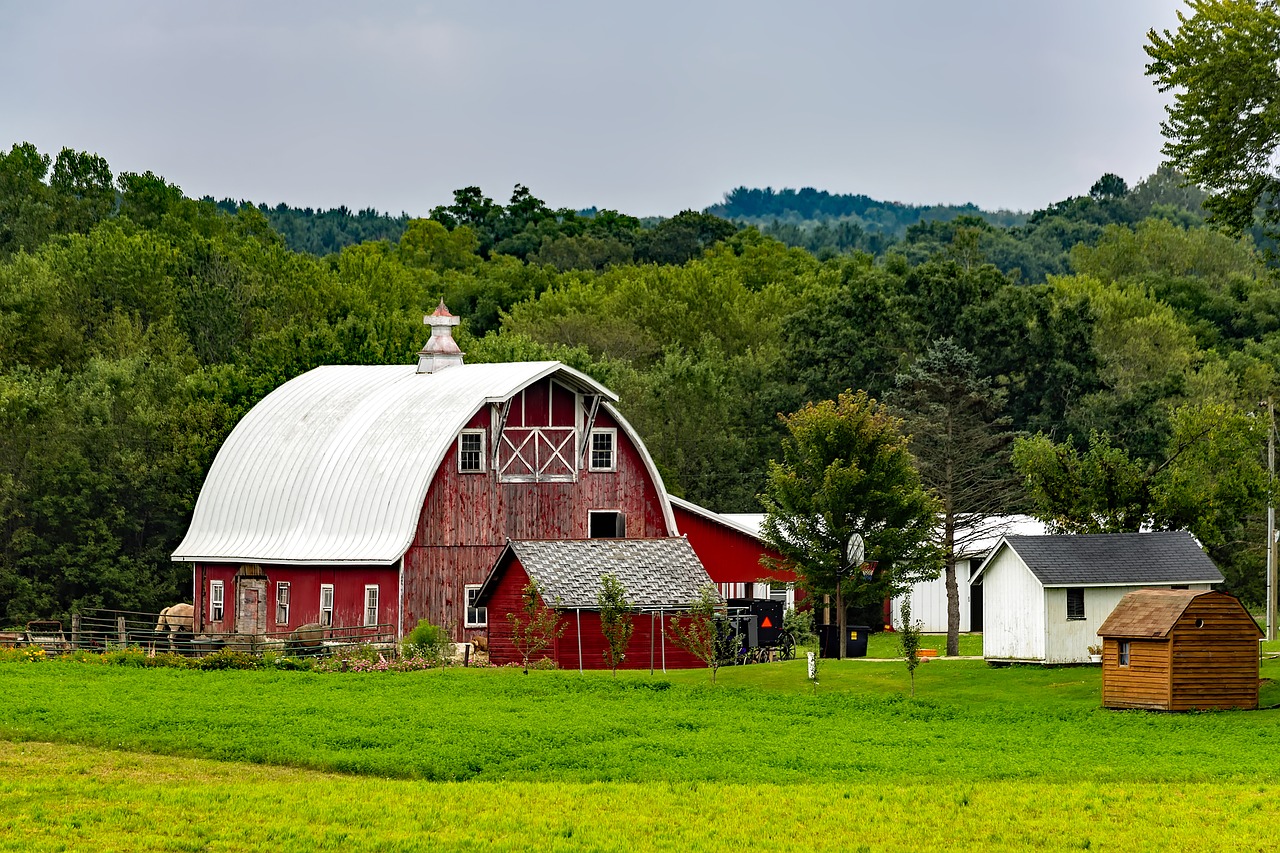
[478,537,716,671]
[1097,589,1263,711]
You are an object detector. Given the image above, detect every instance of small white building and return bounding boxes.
[972,531,1223,664]
[891,515,1048,633]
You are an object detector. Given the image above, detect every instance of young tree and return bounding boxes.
[899,598,923,698]
[597,573,635,676]
[507,580,567,674]
[666,584,724,683]
[889,338,1021,657]
[760,390,942,659]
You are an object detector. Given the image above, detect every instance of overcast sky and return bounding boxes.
[2,1,1186,218]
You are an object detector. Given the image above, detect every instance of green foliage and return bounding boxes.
[401,618,451,664]
[665,584,722,683]
[596,573,634,676]
[194,649,260,671]
[761,390,942,623]
[1146,0,1280,236]
[898,598,923,698]
[507,580,567,675]
[782,605,815,647]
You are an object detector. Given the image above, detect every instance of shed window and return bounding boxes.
[459,430,486,473]
[1118,640,1130,667]
[465,585,487,628]
[1066,588,1085,620]
[589,428,616,472]
[276,582,290,625]
[320,584,334,627]
[210,580,224,622]
[364,585,379,627]
[589,510,625,538]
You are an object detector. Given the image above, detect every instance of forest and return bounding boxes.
[2,123,1279,621]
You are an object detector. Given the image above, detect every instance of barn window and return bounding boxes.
[276,582,290,625]
[320,584,334,627]
[364,585,379,627]
[589,428,616,472]
[589,510,626,538]
[1118,640,1130,666]
[210,580,224,622]
[458,430,486,473]
[465,585,487,627]
[1066,588,1085,620]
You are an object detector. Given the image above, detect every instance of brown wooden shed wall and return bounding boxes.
[1100,638,1170,710]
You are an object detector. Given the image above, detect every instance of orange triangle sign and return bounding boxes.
[760,616,773,628]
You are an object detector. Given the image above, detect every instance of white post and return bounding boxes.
[576,608,583,674]
[1269,398,1276,642]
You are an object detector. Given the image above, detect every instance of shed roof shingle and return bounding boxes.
[996,531,1223,586]
[494,538,714,608]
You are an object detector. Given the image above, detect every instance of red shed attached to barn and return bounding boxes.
[478,537,716,671]
[173,304,679,644]
[668,495,797,607]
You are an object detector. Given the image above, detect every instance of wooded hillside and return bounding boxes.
[1,141,1277,622]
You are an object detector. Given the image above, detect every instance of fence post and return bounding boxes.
[117,616,126,648]
[71,614,80,650]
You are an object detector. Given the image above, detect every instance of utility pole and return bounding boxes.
[1258,397,1276,641]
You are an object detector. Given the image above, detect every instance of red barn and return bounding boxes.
[668,496,798,608]
[173,303,683,644]
[478,538,715,671]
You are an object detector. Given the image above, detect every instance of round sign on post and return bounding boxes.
[845,533,865,568]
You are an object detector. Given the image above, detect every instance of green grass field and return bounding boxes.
[1,655,1277,851]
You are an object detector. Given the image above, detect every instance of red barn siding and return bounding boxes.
[485,557,708,670]
[403,383,673,639]
[673,504,794,585]
[193,562,397,635]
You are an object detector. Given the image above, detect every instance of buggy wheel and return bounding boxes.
[777,630,796,661]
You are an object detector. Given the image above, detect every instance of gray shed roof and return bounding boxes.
[976,531,1223,587]
[485,538,715,608]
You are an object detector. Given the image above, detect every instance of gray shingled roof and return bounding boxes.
[997,532,1223,586]
[496,538,715,608]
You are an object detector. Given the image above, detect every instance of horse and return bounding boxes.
[154,603,195,653]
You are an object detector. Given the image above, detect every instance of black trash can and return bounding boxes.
[819,624,871,658]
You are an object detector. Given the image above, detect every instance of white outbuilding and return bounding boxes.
[972,531,1223,664]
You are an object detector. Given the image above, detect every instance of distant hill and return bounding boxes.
[705,186,1028,234]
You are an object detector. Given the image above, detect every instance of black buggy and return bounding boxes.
[715,598,796,665]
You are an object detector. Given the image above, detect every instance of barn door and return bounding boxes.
[236,578,267,635]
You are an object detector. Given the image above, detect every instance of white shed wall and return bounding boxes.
[891,560,972,633]
[980,550,1045,661]
[1043,582,1213,664]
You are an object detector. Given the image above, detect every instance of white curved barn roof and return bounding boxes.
[172,360,665,566]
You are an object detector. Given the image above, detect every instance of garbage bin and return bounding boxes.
[819,624,871,658]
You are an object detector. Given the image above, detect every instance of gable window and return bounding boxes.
[459,430,486,473]
[465,585,488,628]
[589,510,626,539]
[210,580,224,622]
[320,584,334,627]
[1066,588,1085,620]
[276,582,290,625]
[1118,640,1130,666]
[364,585,379,627]
[589,428,616,472]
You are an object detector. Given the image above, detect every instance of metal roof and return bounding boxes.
[171,360,669,565]
[483,538,715,608]
[973,531,1224,587]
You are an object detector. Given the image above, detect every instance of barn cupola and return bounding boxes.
[416,299,465,373]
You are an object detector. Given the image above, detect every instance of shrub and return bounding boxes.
[145,652,191,669]
[103,647,150,667]
[195,649,260,671]
[783,606,816,647]
[401,619,451,665]
[0,646,46,663]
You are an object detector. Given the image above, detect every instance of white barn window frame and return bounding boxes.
[364,584,379,627]
[465,584,487,628]
[275,581,290,625]
[458,429,486,473]
[1066,588,1085,620]
[589,428,617,472]
[210,580,224,622]
[320,583,334,627]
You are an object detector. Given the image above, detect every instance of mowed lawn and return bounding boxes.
[1,656,1278,851]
